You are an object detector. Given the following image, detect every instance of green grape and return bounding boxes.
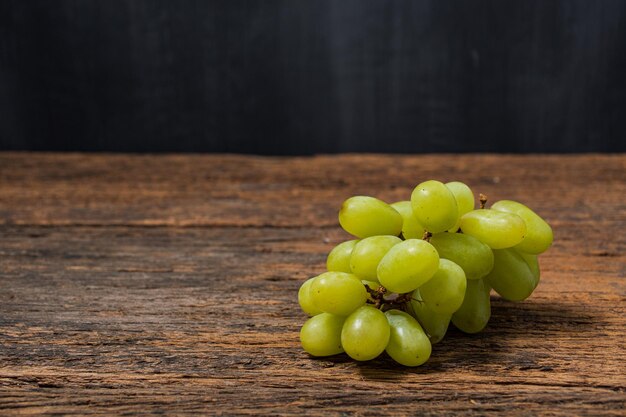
[411,180,459,233]
[385,309,432,367]
[326,239,359,272]
[485,248,537,301]
[460,209,527,249]
[419,259,467,315]
[491,200,553,254]
[377,239,440,293]
[310,272,367,316]
[298,277,323,316]
[350,235,401,281]
[404,218,426,239]
[339,196,403,238]
[409,290,451,344]
[391,201,426,239]
[451,278,491,334]
[429,232,494,280]
[300,313,345,357]
[341,306,390,361]
[518,250,540,289]
[445,181,475,232]
[390,200,412,218]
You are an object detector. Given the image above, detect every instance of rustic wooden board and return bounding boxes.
[0,153,624,415]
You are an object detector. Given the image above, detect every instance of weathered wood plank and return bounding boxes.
[0,153,625,415]
[0,224,624,415]
[0,153,624,227]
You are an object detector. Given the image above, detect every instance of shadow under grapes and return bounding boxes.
[351,296,601,381]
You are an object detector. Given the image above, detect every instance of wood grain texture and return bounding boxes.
[0,153,625,415]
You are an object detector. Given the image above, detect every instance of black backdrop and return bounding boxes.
[1,0,625,154]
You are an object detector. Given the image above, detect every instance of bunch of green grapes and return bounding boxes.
[298,180,553,367]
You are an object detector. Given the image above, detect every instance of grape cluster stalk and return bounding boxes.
[298,180,553,367]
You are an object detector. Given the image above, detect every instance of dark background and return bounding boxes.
[1,0,625,154]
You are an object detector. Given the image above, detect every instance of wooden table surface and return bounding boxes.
[0,153,624,416]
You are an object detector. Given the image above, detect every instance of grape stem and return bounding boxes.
[479,193,488,209]
[363,284,413,311]
[422,231,432,242]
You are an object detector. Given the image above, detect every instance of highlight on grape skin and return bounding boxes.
[338,196,403,238]
[411,180,459,233]
[297,180,552,366]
